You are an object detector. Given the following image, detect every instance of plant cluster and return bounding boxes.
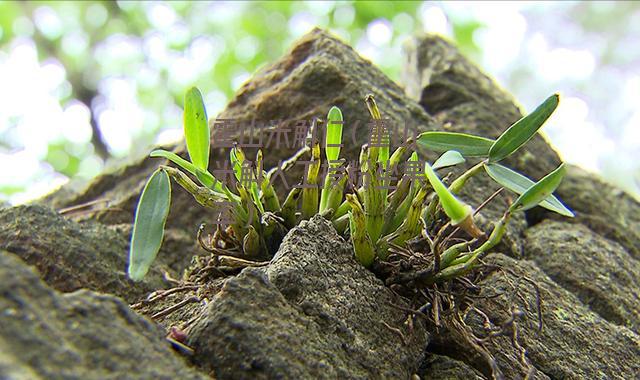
[128,88,572,285]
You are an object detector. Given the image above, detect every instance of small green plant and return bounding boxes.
[128,87,344,280]
[128,88,572,286]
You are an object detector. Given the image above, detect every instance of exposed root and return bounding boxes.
[380,239,545,379]
[151,296,201,320]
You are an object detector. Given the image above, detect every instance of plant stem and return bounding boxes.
[449,161,485,194]
[432,211,511,282]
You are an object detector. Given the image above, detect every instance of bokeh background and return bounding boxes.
[1,1,638,204]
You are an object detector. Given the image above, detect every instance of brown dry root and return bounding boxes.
[377,255,543,380]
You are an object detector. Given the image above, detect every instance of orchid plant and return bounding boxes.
[128,88,572,285]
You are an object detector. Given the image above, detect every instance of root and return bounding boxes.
[382,250,544,380]
[151,296,201,319]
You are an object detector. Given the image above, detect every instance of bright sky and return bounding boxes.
[1,2,638,204]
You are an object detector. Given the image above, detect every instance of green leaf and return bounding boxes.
[433,150,465,170]
[424,161,472,224]
[489,94,559,162]
[325,106,343,162]
[509,163,567,213]
[417,131,494,157]
[184,87,210,170]
[128,169,171,281]
[485,163,573,217]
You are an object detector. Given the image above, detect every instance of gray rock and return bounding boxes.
[0,204,172,303]
[525,220,640,333]
[188,216,428,379]
[554,165,640,258]
[419,354,485,379]
[473,254,640,379]
[403,34,640,378]
[0,250,207,380]
[402,34,561,180]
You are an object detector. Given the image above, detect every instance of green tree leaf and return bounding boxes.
[433,150,466,170]
[184,87,210,170]
[485,163,573,216]
[489,94,559,162]
[128,169,171,281]
[509,163,567,213]
[417,131,494,157]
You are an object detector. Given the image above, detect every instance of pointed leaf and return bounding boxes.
[489,94,559,162]
[184,87,210,170]
[485,163,573,216]
[128,169,171,281]
[417,131,494,157]
[433,150,465,170]
[325,106,343,162]
[424,161,472,224]
[510,163,566,213]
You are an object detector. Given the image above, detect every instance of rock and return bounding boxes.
[468,254,640,379]
[0,205,176,302]
[188,215,428,379]
[553,165,640,258]
[525,220,640,333]
[0,250,207,380]
[418,354,485,379]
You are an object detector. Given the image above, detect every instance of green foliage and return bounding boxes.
[510,163,566,213]
[484,163,574,216]
[301,141,321,219]
[319,106,346,214]
[417,132,494,157]
[128,169,171,281]
[183,87,210,171]
[150,149,215,189]
[423,161,472,225]
[488,94,559,163]
[325,106,344,162]
[432,150,465,170]
[346,194,376,267]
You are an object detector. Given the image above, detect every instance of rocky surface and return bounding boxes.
[0,205,166,303]
[188,216,428,379]
[474,254,640,379]
[0,28,636,379]
[525,220,640,334]
[0,250,207,380]
[553,165,640,258]
[419,354,485,380]
[0,205,199,303]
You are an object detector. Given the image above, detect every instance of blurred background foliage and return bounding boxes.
[0,1,638,204]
